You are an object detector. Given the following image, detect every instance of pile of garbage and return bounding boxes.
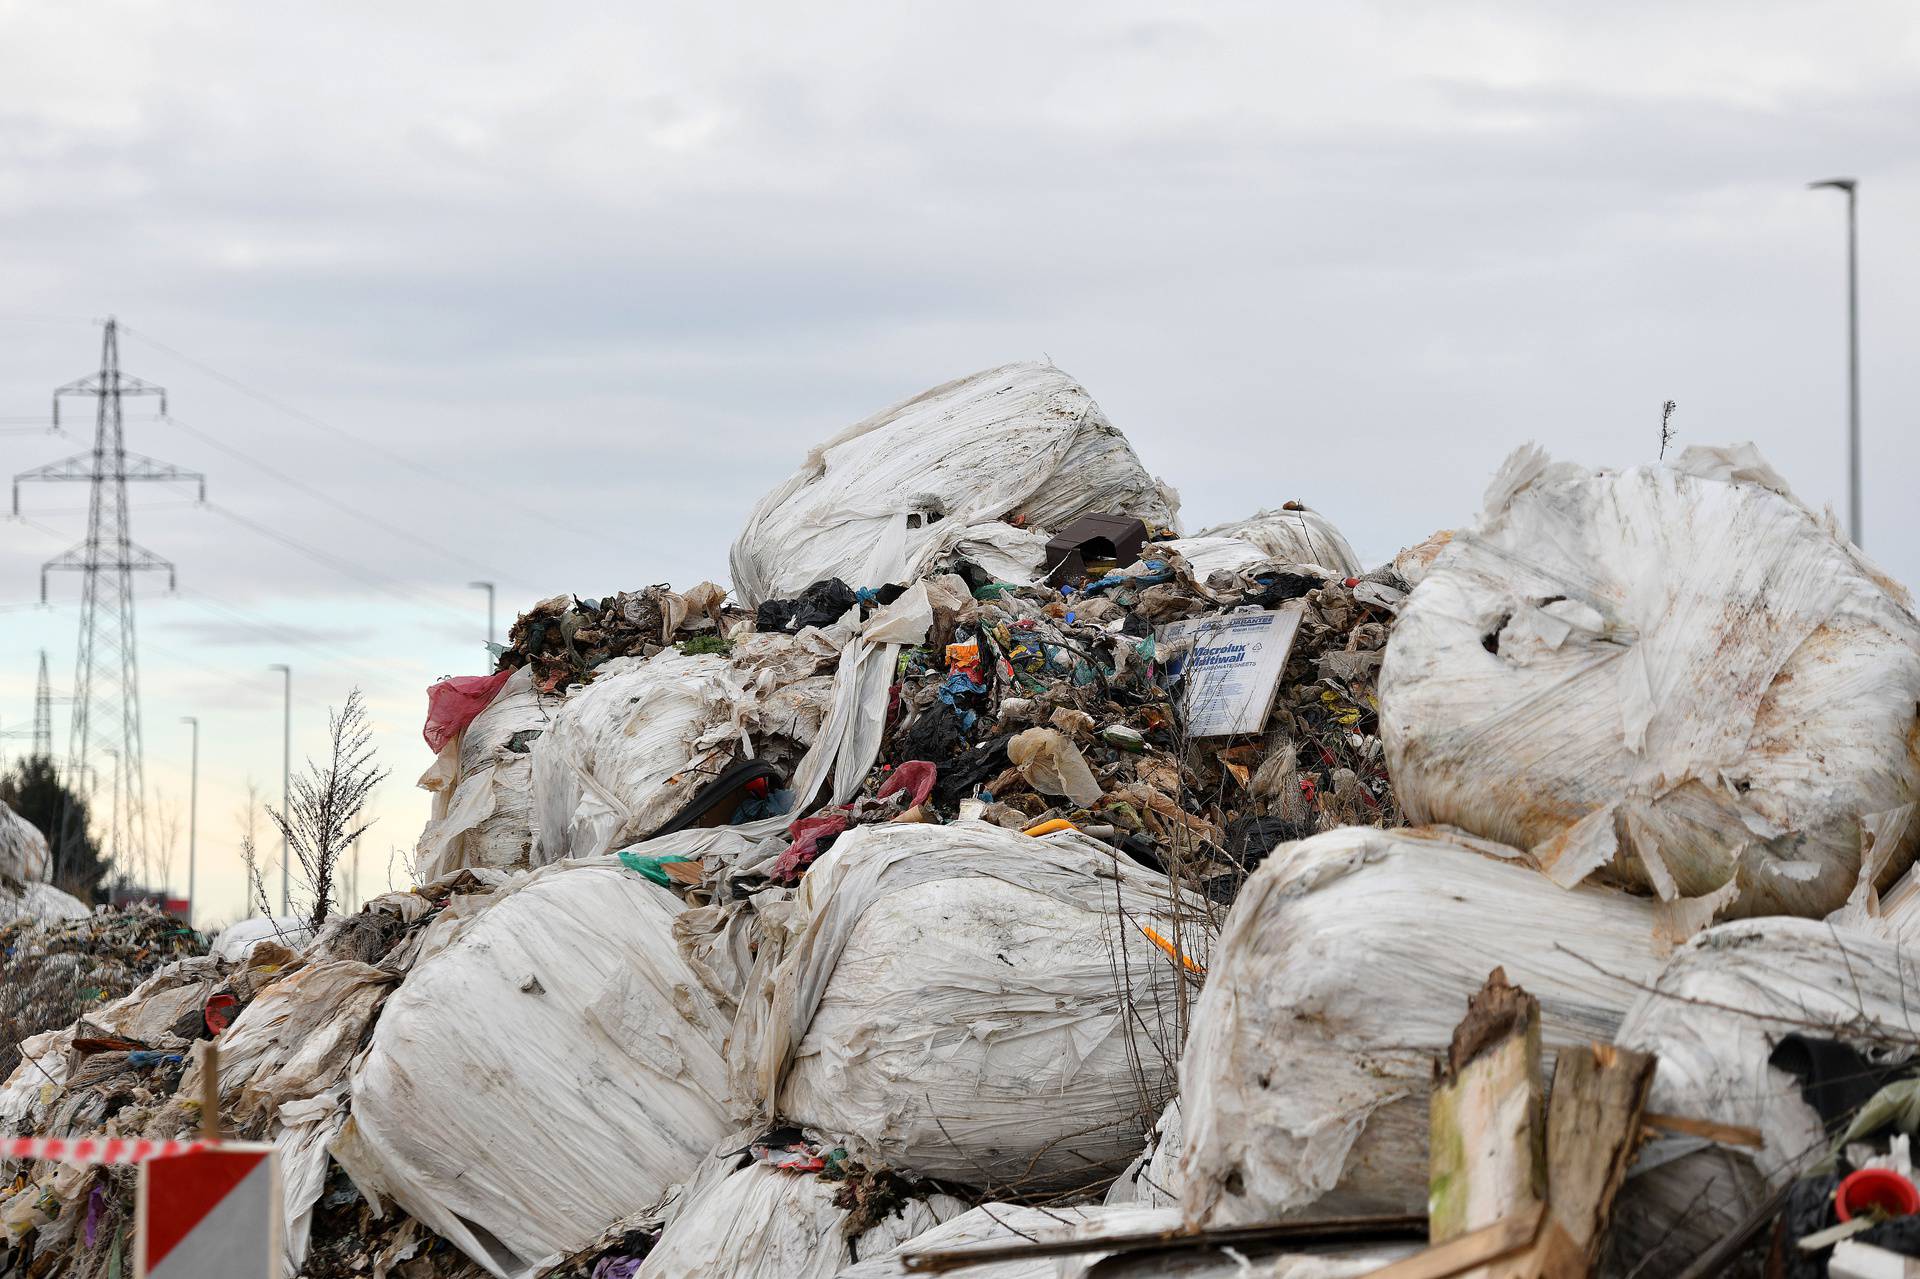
[0,909,206,1078]
[6,361,1920,1279]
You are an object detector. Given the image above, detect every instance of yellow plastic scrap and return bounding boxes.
[1021,818,1079,837]
[1140,923,1206,976]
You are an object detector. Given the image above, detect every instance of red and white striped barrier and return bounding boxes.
[1,1136,215,1166]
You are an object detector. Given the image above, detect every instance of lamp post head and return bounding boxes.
[1809,177,1857,192]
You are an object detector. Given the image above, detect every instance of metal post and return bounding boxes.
[269,664,290,914]
[469,580,496,647]
[180,716,198,928]
[1810,177,1861,546]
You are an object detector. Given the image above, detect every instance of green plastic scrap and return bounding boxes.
[972,583,1020,601]
[617,851,696,887]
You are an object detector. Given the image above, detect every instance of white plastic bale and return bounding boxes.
[1196,506,1362,578]
[530,651,743,863]
[0,801,51,883]
[415,666,559,881]
[644,1159,965,1279]
[729,362,1179,608]
[1605,918,1920,1275]
[334,861,733,1278]
[1177,826,1664,1228]
[1379,442,1920,922]
[733,823,1204,1193]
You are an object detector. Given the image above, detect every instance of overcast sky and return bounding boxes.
[2,1,1916,926]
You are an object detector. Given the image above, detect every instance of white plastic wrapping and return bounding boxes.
[1380,443,1920,921]
[732,822,1204,1191]
[415,666,558,880]
[1177,826,1664,1228]
[209,915,316,962]
[190,959,396,1272]
[643,1157,965,1279]
[0,880,87,923]
[836,1203,1106,1279]
[1196,506,1361,578]
[531,651,743,863]
[0,801,50,883]
[335,861,733,1278]
[1104,1100,1183,1209]
[730,362,1179,608]
[1607,918,1920,1273]
[1047,1206,1419,1279]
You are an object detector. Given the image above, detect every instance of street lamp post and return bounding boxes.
[469,581,496,648]
[269,664,291,914]
[1809,177,1860,546]
[180,716,198,928]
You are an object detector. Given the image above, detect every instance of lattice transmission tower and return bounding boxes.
[13,318,205,879]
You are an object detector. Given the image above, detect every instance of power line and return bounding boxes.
[194,500,483,632]
[161,412,520,587]
[118,323,608,542]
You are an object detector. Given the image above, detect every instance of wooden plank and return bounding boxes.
[1428,968,1545,1247]
[1524,1042,1657,1277]
[1360,1207,1545,1279]
[1640,1111,1763,1149]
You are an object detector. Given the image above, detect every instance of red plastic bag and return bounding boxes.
[422,670,514,753]
[771,813,851,884]
[877,760,937,808]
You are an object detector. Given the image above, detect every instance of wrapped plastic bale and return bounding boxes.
[0,800,51,883]
[729,361,1179,608]
[531,650,745,863]
[333,861,733,1278]
[415,666,559,880]
[1380,443,1920,922]
[733,822,1204,1193]
[643,1145,967,1279]
[1605,917,1920,1274]
[1197,505,1361,578]
[1177,826,1663,1228]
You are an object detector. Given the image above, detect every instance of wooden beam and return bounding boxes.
[1361,1207,1545,1279]
[1525,1042,1657,1276]
[1428,968,1545,1249]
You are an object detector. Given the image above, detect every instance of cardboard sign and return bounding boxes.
[1158,608,1302,737]
[136,1143,280,1279]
